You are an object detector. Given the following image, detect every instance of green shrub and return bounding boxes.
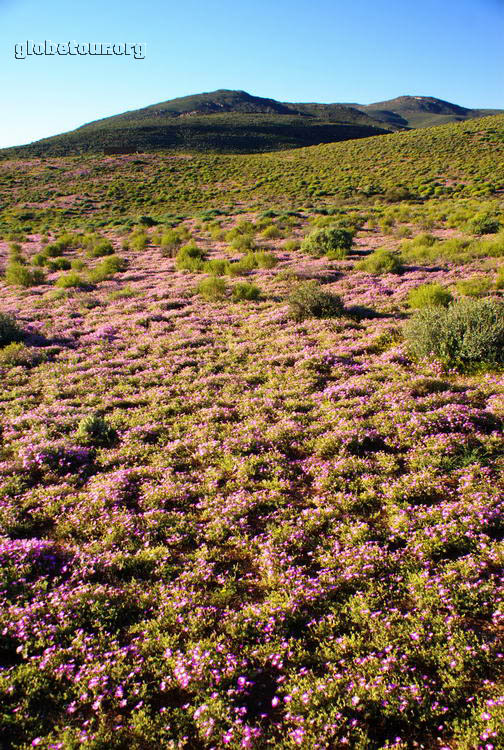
[404,297,504,370]
[0,342,41,367]
[240,253,260,271]
[138,215,158,227]
[76,414,116,446]
[261,225,282,239]
[8,243,25,263]
[283,239,300,251]
[71,258,87,271]
[232,282,261,301]
[175,224,192,241]
[197,276,228,301]
[88,255,127,282]
[301,226,354,258]
[407,283,453,309]
[455,275,493,297]
[288,281,344,322]
[227,259,253,276]
[128,230,149,252]
[408,233,438,248]
[275,268,300,283]
[383,186,412,203]
[230,234,255,251]
[357,248,403,274]
[226,251,278,275]
[31,253,47,267]
[86,239,114,258]
[175,242,207,272]
[203,259,229,276]
[55,272,87,289]
[5,263,45,287]
[474,234,504,258]
[395,225,412,239]
[160,229,183,257]
[467,213,500,235]
[495,265,504,290]
[43,241,65,258]
[254,251,278,269]
[0,313,23,347]
[108,285,138,300]
[209,227,226,241]
[57,233,78,248]
[233,220,255,236]
[47,258,71,271]
[255,217,273,230]
[100,255,127,274]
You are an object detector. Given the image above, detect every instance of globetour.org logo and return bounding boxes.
[14,40,146,59]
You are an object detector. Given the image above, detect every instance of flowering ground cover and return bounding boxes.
[0,197,503,750]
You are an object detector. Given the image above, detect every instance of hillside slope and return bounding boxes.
[352,95,503,129]
[1,113,502,227]
[2,90,392,157]
[4,91,501,158]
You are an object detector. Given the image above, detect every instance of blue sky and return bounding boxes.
[1,0,503,148]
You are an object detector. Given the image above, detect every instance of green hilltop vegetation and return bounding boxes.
[0,114,503,232]
[350,94,503,130]
[2,89,502,157]
[2,90,392,157]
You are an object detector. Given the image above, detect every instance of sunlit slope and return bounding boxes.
[0,115,502,224]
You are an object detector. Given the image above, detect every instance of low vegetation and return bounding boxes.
[407,282,453,309]
[0,113,503,750]
[357,248,403,274]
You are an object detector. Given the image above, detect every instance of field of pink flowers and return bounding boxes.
[0,216,503,750]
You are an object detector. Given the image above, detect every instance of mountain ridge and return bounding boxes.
[2,90,502,157]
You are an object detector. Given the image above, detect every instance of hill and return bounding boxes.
[3,90,501,158]
[2,90,393,157]
[352,95,504,129]
[1,113,502,230]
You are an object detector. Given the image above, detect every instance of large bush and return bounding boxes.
[5,263,45,287]
[467,213,500,235]
[301,226,354,259]
[254,251,278,269]
[0,313,23,348]
[288,281,344,322]
[404,297,504,370]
